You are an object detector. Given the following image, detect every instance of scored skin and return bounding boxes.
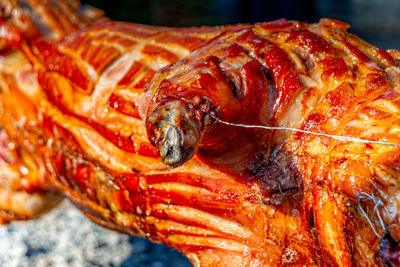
[0,0,106,223]
[143,18,400,265]
[0,16,399,267]
[2,20,317,266]
[0,0,106,44]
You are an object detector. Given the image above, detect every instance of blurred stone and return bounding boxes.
[0,200,192,267]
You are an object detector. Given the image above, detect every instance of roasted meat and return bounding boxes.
[0,1,399,266]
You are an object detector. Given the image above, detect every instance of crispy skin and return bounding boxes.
[0,0,106,47]
[142,19,400,265]
[0,127,61,224]
[0,4,399,266]
[0,0,105,222]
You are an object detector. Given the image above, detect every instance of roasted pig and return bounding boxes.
[0,0,399,266]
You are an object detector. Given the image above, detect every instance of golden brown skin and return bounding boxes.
[0,1,400,266]
[0,0,106,222]
[142,19,400,265]
[0,128,61,223]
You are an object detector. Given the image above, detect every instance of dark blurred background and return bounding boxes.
[82,0,399,49]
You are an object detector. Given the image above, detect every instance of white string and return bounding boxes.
[174,96,400,148]
[208,116,400,147]
[174,95,400,147]
[357,192,387,238]
[176,96,394,238]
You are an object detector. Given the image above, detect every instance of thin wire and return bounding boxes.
[357,192,387,239]
[177,96,400,148]
[210,117,400,148]
[248,193,271,205]
[278,180,283,194]
[178,96,394,237]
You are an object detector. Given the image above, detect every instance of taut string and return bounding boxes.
[177,96,400,148]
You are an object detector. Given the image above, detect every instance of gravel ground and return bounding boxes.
[0,200,192,267]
